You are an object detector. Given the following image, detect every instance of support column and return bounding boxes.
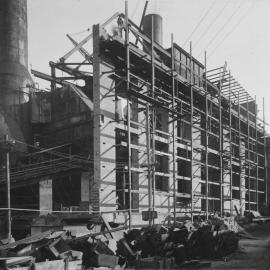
[263,97,268,210]
[81,172,90,210]
[247,95,251,211]
[229,71,233,215]
[204,51,209,219]
[125,0,132,229]
[189,42,194,222]
[39,178,52,215]
[171,35,177,224]
[239,140,246,215]
[255,96,259,211]
[238,91,246,215]
[218,65,225,216]
[92,24,102,213]
[150,17,156,219]
[93,23,117,218]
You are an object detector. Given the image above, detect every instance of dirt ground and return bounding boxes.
[211,222,270,269]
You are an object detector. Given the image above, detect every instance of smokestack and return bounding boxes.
[0,0,32,107]
[0,0,32,145]
[142,14,163,46]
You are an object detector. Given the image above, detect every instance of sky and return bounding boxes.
[28,0,270,127]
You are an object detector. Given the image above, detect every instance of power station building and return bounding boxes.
[0,0,269,238]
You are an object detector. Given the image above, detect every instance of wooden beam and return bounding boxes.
[66,34,93,63]
[135,0,149,46]
[31,69,64,85]
[60,12,119,62]
[50,61,89,78]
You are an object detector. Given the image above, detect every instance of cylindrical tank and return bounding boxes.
[0,0,32,107]
[142,14,163,46]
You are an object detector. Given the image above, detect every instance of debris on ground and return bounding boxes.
[116,218,239,268]
[0,216,241,269]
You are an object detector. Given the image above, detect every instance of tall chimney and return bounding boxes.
[142,14,163,46]
[0,0,32,108]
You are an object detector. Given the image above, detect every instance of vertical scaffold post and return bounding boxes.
[151,17,156,220]
[171,34,177,225]
[189,42,194,222]
[135,1,148,46]
[229,71,233,215]
[50,64,56,92]
[238,90,242,215]
[218,67,223,216]
[123,172,126,210]
[146,103,152,225]
[263,97,267,209]
[255,95,259,211]
[125,0,132,230]
[247,94,250,211]
[5,134,11,242]
[204,51,209,219]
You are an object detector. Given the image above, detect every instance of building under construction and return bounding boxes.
[0,0,269,239]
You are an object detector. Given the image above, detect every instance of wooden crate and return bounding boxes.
[34,259,82,270]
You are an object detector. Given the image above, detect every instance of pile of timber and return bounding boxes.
[0,218,239,269]
[0,230,84,270]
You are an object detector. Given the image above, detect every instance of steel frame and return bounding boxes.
[19,1,268,223]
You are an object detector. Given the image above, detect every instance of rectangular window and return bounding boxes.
[174,48,180,61]
[181,53,187,78]
[178,160,191,177]
[156,155,169,173]
[194,63,199,86]
[232,189,240,199]
[155,176,169,192]
[177,179,191,194]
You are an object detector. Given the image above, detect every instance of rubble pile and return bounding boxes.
[0,230,83,269]
[117,220,239,268]
[0,218,239,269]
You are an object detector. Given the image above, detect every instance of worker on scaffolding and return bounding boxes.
[112,16,124,38]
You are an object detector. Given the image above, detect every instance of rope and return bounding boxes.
[0,207,140,214]
[207,1,256,59]
[193,0,230,49]
[183,0,217,47]
[70,28,91,37]
[197,0,245,58]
